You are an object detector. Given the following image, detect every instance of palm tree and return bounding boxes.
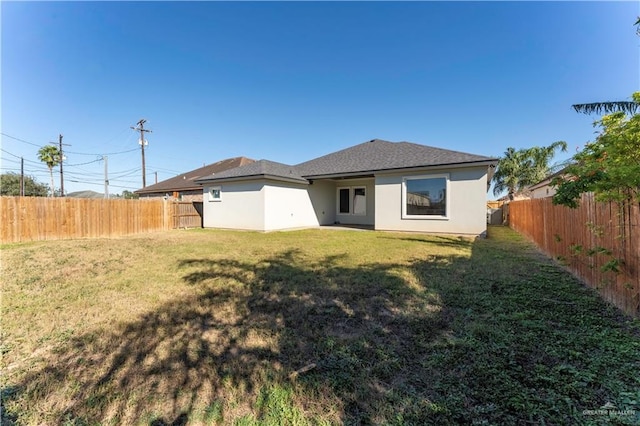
[524,140,568,184]
[492,141,567,200]
[572,98,639,115]
[492,147,526,200]
[37,145,62,197]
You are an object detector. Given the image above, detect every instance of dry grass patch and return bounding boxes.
[2,227,639,425]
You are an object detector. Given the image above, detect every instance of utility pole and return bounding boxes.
[104,156,109,199]
[155,171,158,184]
[20,157,24,196]
[56,134,70,197]
[131,119,152,188]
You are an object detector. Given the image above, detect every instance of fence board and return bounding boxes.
[0,197,204,244]
[171,201,203,229]
[509,194,639,318]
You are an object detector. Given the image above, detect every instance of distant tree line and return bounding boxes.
[0,173,49,197]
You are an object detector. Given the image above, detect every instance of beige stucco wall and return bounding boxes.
[531,185,556,199]
[202,181,265,230]
[307,180,336,225]
[374,167,489,235]
[263,182,320,231]
[202,180,329,231]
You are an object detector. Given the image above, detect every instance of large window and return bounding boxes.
[402,174,449,219]
[337,186,366,216]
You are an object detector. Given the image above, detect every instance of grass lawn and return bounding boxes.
[1,226,639,425]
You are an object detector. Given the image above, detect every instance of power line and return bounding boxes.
[1,149,47,166]
[145,165,184,175]
[0,132,45,148]
[65,147,139,156]
[66,179,137,190]
[2,131,140,156]
[65,158,104,167]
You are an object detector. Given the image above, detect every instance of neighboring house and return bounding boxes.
[527,179,557,199]
[525,167,568,199]
[195,139,497,236]
[66,190,105,199]
[135,157,255,201]
[499,167,570,201]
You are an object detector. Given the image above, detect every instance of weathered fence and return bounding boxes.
[0,197,204,244]
[509,194,639,318]
[172,201,203,229]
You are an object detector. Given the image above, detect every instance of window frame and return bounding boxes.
[401,174,450,220]
[208,186,222,202]
[352,186,366,216]
[336,186,367,216]
[338,187,351,214]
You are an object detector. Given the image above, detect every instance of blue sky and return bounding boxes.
[2,1,638,196]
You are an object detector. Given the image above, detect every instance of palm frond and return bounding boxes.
[572,101,640,115]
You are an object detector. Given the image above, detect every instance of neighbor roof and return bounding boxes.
[135,156,254,194]
[196,140,497,184]
[195,160,308,185]
[296,139,497,178]
[526,166,570,191]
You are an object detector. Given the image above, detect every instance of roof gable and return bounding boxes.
[135,156,254,194]
[296,139,496,177]
[195,159,308,184]
[196,139,497,184]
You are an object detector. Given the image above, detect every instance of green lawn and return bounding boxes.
[2,226,639,425]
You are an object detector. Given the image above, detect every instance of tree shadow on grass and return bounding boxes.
[409,232,640,425]
[378,234,475,249]
[5,230,640,425]
[3,248,456,425]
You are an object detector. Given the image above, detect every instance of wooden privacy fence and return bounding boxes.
[171,201,203,229]
[0,197,203,244]
[509,194,639,318]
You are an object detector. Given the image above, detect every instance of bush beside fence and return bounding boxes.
[509,193,639,318]
[0,197,202,244]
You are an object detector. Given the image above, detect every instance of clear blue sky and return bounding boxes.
[2,1,638,196]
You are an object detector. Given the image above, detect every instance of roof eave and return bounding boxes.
[196,174,309,185]
[135,184,205,194]
[303,159,498,180]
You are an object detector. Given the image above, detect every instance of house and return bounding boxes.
[195,139,498,235]
[66,190,105,199]
[135,157,254,201]
[525,167,569,199]
[496,167,570,202]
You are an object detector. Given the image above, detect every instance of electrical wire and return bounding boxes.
[65,158,104,167]
[1,138,175,192]
[65,147,139,156]
[0,148,47,165]
[2,131,141,156]
[0,133,44,148]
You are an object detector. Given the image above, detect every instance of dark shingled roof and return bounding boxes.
[295,139,497,178]
[196,140,497,184]
[135,156,254,194]
[195,160,308,184]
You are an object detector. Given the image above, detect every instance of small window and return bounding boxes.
[402,174,449,219]
[338,188,350,214]
[209,186,221,202]
[353,187,366,216]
